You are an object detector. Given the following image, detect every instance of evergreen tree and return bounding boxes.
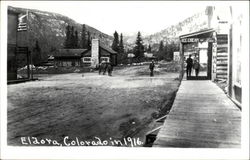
[69,26,75,48]
[158,40,165,60]
[87,31,91,50]
[33,40,41,65]
[81,24,88,48]
[112,31,119,52]
[74,30,79,48]
[64,25,71,48]
[117,33,125,64]
[133,31,144,62]
[119,33,124,53]
[147,44,152,52]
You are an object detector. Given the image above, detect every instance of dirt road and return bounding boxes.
[8,65,180,146]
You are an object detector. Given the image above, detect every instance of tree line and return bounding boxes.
[112,31,179,63]
[64,24,91,49]
[157,40,179,61]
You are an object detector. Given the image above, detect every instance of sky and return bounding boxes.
[5,1,209,36]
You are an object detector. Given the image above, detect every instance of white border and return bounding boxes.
[1,1,249,159]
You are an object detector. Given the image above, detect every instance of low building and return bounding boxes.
[82,39,117,67]
[54,49,88,67]
[55,39,117,68]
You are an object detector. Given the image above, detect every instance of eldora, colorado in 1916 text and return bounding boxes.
[20,136,144,147]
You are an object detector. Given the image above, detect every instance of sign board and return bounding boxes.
[91,39,99,67]
[174,52,180,61]
[181,38,215,43]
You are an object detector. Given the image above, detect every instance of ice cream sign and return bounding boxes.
[181,38,215,43]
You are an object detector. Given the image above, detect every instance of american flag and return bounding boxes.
[17,10,28,32]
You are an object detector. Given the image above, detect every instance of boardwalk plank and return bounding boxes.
[153,80,241,148]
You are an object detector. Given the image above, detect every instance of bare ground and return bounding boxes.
[8,65,180,146]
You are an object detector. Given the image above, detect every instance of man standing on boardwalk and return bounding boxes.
[149,60,155,77]
[186,55,193,77]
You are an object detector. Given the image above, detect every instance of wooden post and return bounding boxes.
[27,50,30,79]
[179,41,184,80]
[207,42,213,80]
[228,24,233,97]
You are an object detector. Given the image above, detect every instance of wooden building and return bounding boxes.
[55,39,117,68]
[7,10,18,80]
[54,49,88,67]
[8,8,32,81]
[179,6,245,107]
[82,39,117,67]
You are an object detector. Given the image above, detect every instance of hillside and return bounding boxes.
[8,6,113,60]
[124,11,209,51]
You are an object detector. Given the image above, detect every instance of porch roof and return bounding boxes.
[179,28,215,39]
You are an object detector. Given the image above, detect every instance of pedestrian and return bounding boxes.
[99,60,104,75]
[149,60,155,77]
[193,60,200,77]
[107,62,113,76]
[103,61,107,75]
[186,55,193,77]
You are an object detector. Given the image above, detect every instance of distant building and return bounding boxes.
[144,52,156,61]
[82,39,117,67]
[55,39,117,68]
[54,49,88,67]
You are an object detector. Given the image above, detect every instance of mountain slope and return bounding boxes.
[124,11,209,51]
[8,6,113,60]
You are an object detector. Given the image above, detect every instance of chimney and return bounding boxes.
[91,39,99,67]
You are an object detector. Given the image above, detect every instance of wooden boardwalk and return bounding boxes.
[153,80,241,148]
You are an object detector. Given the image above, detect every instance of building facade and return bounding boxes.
[179,6,246,107]
[82,39,117,67]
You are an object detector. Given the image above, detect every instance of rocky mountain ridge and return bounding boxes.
[124,10,209,51]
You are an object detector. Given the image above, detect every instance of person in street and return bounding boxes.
[186,55,193,77]
[107,62,113,76]
[149,60,155,77]
[193,60,200,77]
[103,61,108,75]
[99,60,105,75]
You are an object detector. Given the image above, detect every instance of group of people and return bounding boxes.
[186,55,200,77]
[99,60,113,76]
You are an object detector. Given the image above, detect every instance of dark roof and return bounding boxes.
[99,43,117,54]
[82,43,117,57]
[55,49,88,58]
[179,28,215,39]
[82,50,91,57]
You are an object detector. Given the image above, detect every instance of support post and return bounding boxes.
[179,42,184,80]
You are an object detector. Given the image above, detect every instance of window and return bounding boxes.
[82,57,91,63]
[100,57,110,62]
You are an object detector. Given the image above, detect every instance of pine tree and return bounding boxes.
[112,31,119,52]
[81,24,88,49]
[158,40,165,60]
[119,33,124,53]
[69,26,75,48]
[64,25,71,49]
[87,31,91,50]
[33,40,41,65]
[147,44,152,52]
[133,31,144,62]
[73,30,79,48]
